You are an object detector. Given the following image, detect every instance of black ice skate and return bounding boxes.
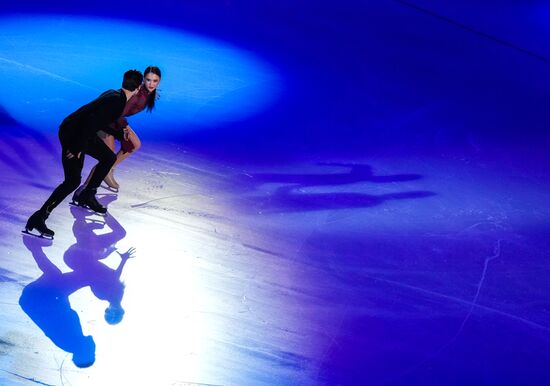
[23,211,54,239]
[75,188,107,214]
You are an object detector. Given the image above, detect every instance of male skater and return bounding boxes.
[24,69,144,238]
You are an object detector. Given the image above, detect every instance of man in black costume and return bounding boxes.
[24,69,143,238]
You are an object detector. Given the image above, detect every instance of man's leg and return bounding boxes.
[25,148,84,236]
[80,131,116,189]
[40,150,84,214]
[86,136,117,189]
[77,137,116,213]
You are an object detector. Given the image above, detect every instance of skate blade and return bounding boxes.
[100,184,119,193]
[69,201,108,216]
[22,229,54,240]
[96,192,117,199]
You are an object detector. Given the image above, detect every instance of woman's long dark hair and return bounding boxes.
[144,66,161,112]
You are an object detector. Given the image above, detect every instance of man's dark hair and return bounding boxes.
[122,69,143,91]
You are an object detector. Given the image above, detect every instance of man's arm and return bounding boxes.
[70,93,125,155]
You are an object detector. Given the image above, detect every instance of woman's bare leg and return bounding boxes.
[81,130,140,192]
[114,127,141,167]
[98,128,141,190]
